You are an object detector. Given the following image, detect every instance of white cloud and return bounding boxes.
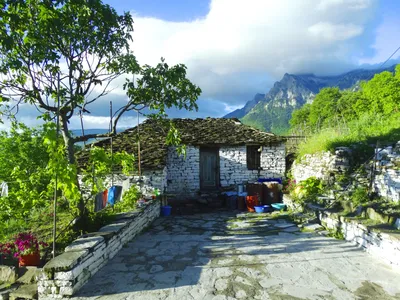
[128,0,380,105]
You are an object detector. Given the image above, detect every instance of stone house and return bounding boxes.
[77,118,286,198]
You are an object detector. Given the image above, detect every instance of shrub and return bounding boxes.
[291,177,324,204]
[350,187,369,207]
[113,185,141,213]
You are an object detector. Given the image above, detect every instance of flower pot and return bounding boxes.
[19,252,40,267]
[161,205,172,217]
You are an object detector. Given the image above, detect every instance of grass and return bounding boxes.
[295,112,400,160]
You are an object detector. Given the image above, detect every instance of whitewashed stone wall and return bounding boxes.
[219,144,285,187]
[374,169,400,202]
[320,210,400,271]
[165,144,285,196]
[292,147,351,182]
[166,146,200,196]
[38,201,160,299]
[373,146,400,202]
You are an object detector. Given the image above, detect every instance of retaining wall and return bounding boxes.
[319,210,400,271]
[37,201,160,299]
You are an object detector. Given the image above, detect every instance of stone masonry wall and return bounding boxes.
[166,146,200,197]
[38,201,160,299]
[219,144,285,186]
[320,210,400,271]
[373,145,400,202]
[292,147,351,182]
[166,144,286,196]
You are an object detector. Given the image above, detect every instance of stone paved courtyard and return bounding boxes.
[72,212,400,300]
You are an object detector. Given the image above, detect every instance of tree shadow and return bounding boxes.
[72,212,375,299]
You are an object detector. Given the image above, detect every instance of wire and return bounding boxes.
[377,45,400,70]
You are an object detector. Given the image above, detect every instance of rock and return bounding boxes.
[17,267,41,284]
[235,290,247,299]
[9,283,37,300]
[214,278,228,291]
[65,236,104,252]
[0,266,17,284]
[303,223,323,231]
[395,218,400,230]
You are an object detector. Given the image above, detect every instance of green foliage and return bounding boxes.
[291,177,324,204]
[0,122,51,221]
[113,185,140,213]
[291,65,400,157]
[351,187,369,207]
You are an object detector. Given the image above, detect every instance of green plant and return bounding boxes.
[113,185,140,213]
[291,177,324,204]
[351,187,369,207]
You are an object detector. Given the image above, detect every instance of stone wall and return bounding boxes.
[373,146,400,202]
[219,144,285,186]
[292,147,352,182]
[166,144,286,196]
[319,210,400,271]
[38,201,160,299]
[374,168,400,202]
[166,146,200,196]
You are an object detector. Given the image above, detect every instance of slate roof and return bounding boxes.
[76,118,285,171]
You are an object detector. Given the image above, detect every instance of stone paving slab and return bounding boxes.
[72,212,400,300]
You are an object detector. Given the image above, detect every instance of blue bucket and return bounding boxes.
[263,205,271,212]
[161,205,172,216]
[254,205,264,213]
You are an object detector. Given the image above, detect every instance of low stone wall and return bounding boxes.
[374,167,400,203]
[38,201,160,299]
[292,147,351,182]
[319,210,400,271]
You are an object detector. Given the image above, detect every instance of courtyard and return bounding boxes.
[72,212,400,300]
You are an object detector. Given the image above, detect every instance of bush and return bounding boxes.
[291,177,324,204]
[350,187,369,207]
[113,185,141,213]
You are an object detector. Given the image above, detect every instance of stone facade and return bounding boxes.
[166,144,286,196]
[320,210,400,271]
[37,201,160,299]
[166,146,200,196]
[292,147,351,182]
[374,168,400,202]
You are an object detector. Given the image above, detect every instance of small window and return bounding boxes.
[247,145,261,170]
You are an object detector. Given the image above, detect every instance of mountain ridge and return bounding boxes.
[225,65,396,134]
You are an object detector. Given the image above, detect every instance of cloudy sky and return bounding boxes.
[2,0,400,130]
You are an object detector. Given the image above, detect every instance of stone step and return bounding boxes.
[9,283,37,300]
[17,267,40,285]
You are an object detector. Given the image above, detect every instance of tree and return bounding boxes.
[0,0,201,222]
[308,87,342,128]
[290,103,311,130]
[0,122,51,220]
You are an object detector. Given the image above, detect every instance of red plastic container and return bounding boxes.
[19,252,40,267]
[246,196,258,212]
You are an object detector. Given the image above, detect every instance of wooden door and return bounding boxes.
[200,148,219,190]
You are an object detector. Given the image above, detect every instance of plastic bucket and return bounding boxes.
[161,205,172,216]
[271,203,286,211]
[263,205,271,212]
[246,196,258,212]
[254,205,264,213]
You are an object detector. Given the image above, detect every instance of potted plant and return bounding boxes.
[0,242,18,267]
[13,232,48,267]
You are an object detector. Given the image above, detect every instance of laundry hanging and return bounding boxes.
[107,185,122,206]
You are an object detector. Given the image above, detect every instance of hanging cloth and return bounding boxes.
[0,182,8,197]
[102,189,108,208]
[94,192,103,212]
[108,186,117,206]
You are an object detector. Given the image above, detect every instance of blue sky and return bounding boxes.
[2,0,400,130]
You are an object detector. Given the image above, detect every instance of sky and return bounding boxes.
[2,0,400,130]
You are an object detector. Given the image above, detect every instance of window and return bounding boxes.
[247,145,261,170]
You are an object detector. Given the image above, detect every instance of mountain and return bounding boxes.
[225,65,396,135]
[224,93,265,119]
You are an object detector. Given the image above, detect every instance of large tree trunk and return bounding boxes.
[60,115,87,226]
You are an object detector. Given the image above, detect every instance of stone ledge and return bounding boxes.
[38,200,160,298]
[320,210,400,270]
